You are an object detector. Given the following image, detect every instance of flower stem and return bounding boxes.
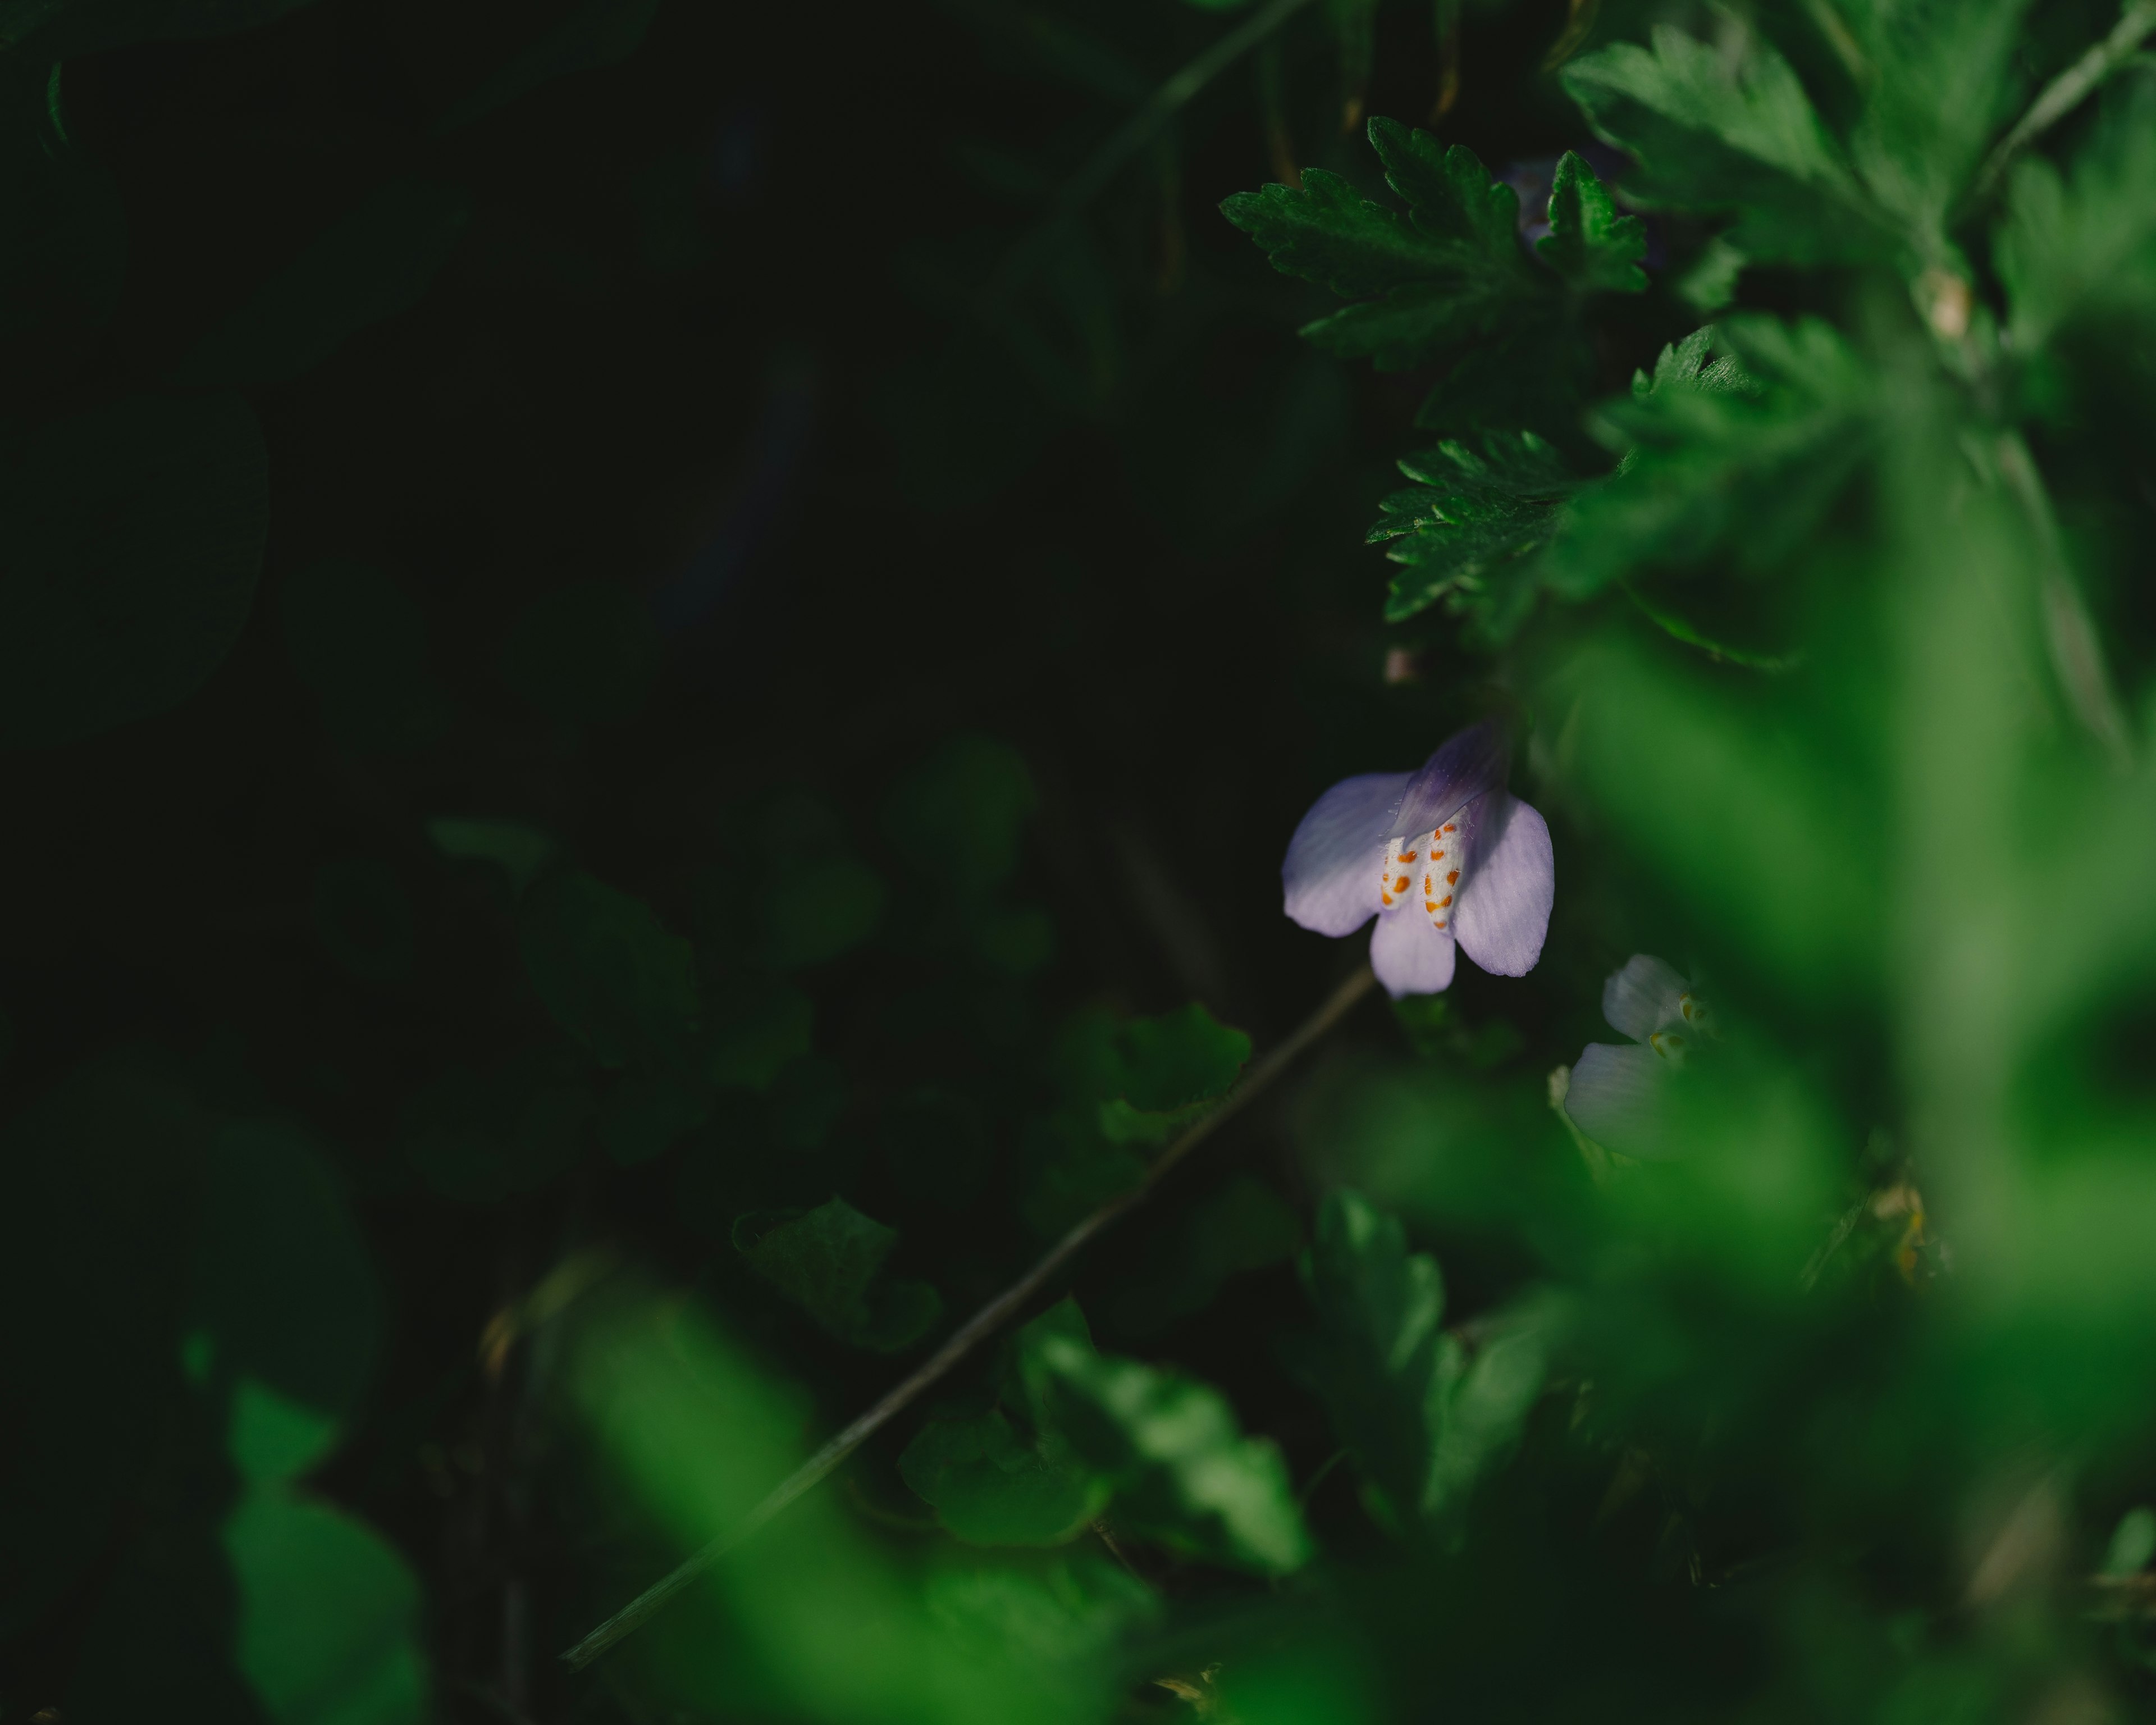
[1971,0,2156,203]
[559,963,1378,1672]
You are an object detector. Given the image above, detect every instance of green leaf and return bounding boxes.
[223,1486,428,1725]
[1369,430,1587,629]
[705,978,812,1092]
[1542,317,1871,601]
[519,869,698,1070]
[1224,125,1535,373]
[188,1121,382,1484]
[1367,117,1522,263]
[1293,1190,1444,1520]
[1535,150,1647,293]
[898,1409,1108,1545]
[1423,1316,1551,1516]
[282,559,453,753]
[760,856,887,968]
[1031,1331,1311,1573]
[435,0,665,133]
[499,579,663,730]
[1100,1173,1302,1336]
[0,0,318,56]
[734,1197,942,1352]
[885,733,1038,893]
[1996,68,2156,352]
[426,816,557,895]
[1562,24,1876,264]
[170,181,469,388]
[0,393,267,749]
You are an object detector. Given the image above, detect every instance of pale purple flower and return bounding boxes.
[1563,955,1709,1160]
[1281,722,1555,998]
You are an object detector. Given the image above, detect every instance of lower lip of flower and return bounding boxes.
[1379,824,1461,928]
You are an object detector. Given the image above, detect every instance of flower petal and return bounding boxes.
[1369,906,1456,997]
[1282,770,1413,936]
[1601,953,1691,1042]
[1392,721,1509,842]
[1564,1043,1677,1160]
[1452,795,1554,978]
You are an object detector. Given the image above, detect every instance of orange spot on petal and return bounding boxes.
[1394,876,1409,892]
[1437,895,1451,908]
[1446,870,1459,885]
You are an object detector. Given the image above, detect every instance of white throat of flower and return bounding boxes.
[1648,993,1707,1066]
[1377,819,1463,933]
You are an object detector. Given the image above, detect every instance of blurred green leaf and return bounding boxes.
[1031,1329,1312,1573]
[761,856,886,968]
[899,1409,1108,1545]
[282,559,453,753]
[170,181,469,388]
[879,1088,992,1209]
[499,579,663,729]
[1562,22,1878,264]
[735,1197,940,1352]
[1543,318,1871,601]
[705,978,812,1091]
[1102,1173,1300,1336]
[520,869,698,1070]
[426,816,556,894]
[224,1487,427,1725]
[1996,67,2156,352]
[0,393,266,749]
[885,733,1037,893]
[1536,150,1648,293]
[188,1121,381,1482]
[1293,1189,1444,1520]
[435,0,665,132]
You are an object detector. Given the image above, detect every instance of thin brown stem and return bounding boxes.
[560,964,1378,1671]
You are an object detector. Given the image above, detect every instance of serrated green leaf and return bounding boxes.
[1032,1332,1311,1574]
[169,181,469,388]
[1996,68,2156,351]
[1536,150,1647,293]
[1365,118,1521,264]
[1370,431,1586,627]
[1294,1190,1444,1519]
[1543,316,1870,600]
[519,870,698,1070]
[1563,24,1877,264]
[1226,125,1538,373]
[735,1198,942,1352]
[0,393,267,749]
[1222,169,1461,299]
[898,1409,1108,1545]
[1422,1317,1550,1516]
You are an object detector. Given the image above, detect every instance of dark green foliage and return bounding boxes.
[519,869,698,1070]
[1368,431,1586,629]
[734,1197,942,1351]
[884,733,1038,893]
[312,856,416,984]
[1535,151,1647,294]
[426,816,557,894]
[400,1048,596,1201]
[1027,1320,1311,1574]
[171,182,469,388]
[0,394,266,747]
